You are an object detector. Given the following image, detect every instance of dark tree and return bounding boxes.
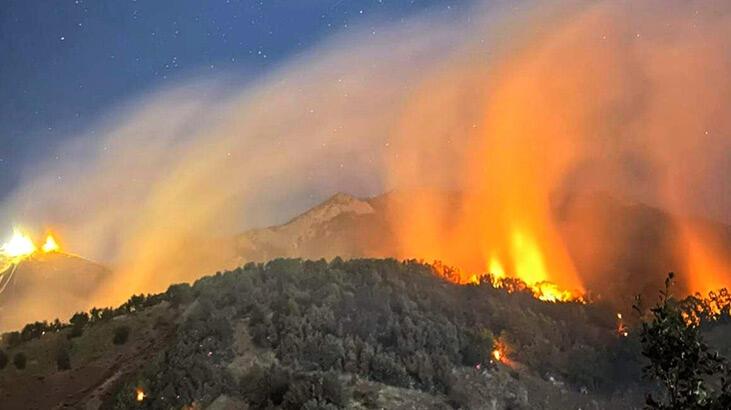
[68,311,90,339]
[13,352,26,370]
[637,273,731,409]
[0,349,7,369]
[56,347,71,370]
[21,321,49,341]
[5,331,22,348]
[113,326,130,345]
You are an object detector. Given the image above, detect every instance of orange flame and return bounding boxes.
[431,261,580,302]
[0,229,63,263]
[492,339,508,364]
[1,229,37,259]
[381,2,731,306]
[42,234,60,253]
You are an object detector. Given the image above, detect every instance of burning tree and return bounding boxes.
[637,272,731,409]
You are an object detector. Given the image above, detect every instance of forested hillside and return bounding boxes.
[1,258,729,409]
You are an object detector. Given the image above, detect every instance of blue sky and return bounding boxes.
[0,0,470,196]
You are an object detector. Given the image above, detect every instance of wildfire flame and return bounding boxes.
[136,388,145,402]
[1,229,37,259]
[432,261,580,303]
[491,339,508,364]
[0,229,63,264]
[42,234,60,253]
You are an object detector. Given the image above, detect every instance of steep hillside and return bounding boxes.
[235,192,397,262]
[0,258,659,409]
[0,252,109,331]
[235,191,731,309]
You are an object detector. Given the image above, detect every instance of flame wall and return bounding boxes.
[385,0,731,297]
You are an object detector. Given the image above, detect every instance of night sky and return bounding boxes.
[0,0,468,198]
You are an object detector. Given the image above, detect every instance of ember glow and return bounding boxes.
[616,313,629,337]
[491,339,508,364]
[135,388,145,402]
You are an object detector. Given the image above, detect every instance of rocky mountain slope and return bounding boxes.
[235,191,731,308]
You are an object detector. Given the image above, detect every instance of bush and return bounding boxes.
[369,352,411,388]
[638,273,731,409]
[13,352,26,370]
[5,331,22,348]
[69,312,90,327]
[56,347,71,370]
[113,326,130,345]
[0,349,7,369]
[240,364,350,409]
[166,283,194,307]
[67,323,84,339]
[239,364,292,408]
[21,321,49,342]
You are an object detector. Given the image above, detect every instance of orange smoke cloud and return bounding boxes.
[386,1,731,297]
[1,0,730,325]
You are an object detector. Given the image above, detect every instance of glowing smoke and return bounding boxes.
[1,0,730,324]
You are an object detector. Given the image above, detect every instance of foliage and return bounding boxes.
[239,364,350,409]
[100,258,649,408]
[56,346,71,370]
[13,352,26,370]
[0,349,7,369]
[112,326,130,345]
[637,273,731,409]
[5,331,21,348]
[2,258,684,407]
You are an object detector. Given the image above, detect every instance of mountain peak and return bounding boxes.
[287,192,374,227]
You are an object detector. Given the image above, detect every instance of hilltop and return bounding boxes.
[0,258,649,409]
[0,252,109,331]
[235,191,731,309]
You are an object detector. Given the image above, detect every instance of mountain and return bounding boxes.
[235,192,397,262]
[235,190,731,307]
[0,252,109,331]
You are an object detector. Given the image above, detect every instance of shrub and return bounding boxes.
[67,323,84,339]
[13,352,26,370]
[638,273,731,409]
[69,312,90,327]
[5,331,22,348]
[21,321,49,342]
[56,347,71,370]
[369,352,411,388]
[166,283,194,308]
[113,326,130,345]
[240,364,292,408]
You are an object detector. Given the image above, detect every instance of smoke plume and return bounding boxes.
[1,1,730,325]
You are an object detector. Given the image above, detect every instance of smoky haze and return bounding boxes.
[1,1,730,326]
